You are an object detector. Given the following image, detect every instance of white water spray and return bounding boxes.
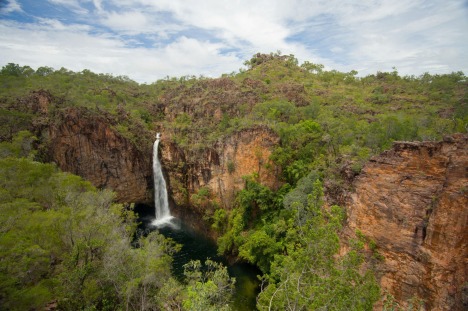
[151,133,173,227]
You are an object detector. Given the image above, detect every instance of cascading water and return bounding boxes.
[136,133,258,310]
[151,133,174,227]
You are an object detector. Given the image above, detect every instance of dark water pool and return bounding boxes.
[134,204,261,311]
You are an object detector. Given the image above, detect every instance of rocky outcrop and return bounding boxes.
[5,91,154,204]
[160,126,280,217]
[21,89,52,115]
[346,134,467,310]
[47,108,153,203]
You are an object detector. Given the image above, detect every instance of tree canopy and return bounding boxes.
[0,53,465,310]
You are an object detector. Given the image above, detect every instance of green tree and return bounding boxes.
[0,151,180,310]
[35,66,54,76]
[0,130,36,159]
[1,63,23,76]
[183,259,236,310]
[256,180,380,310]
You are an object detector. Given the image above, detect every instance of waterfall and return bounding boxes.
[151,133,173,226]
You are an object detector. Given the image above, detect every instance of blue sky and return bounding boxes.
[0,0,467,83]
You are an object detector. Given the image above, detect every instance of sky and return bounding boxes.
[0,0,467,83]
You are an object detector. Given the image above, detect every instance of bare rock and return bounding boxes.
[346,134,468,310]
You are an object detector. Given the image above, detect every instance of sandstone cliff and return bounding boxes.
[44,106,280,231]
[160,126,280,223]
[346,134,467,310]
[47,108,153,203]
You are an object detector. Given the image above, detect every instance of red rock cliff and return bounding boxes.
[45,108,281,232]
[47,108,153,203]
[346,134,467,310]
[160,126,280,220]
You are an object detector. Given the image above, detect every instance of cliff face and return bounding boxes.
[346,134,467,310]
[47,108,153,203]
[160,126,280,219]
[45,107,280,228]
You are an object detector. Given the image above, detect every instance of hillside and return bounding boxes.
[0,53,467,310]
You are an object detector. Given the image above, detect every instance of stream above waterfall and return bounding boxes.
[135,204,261,311]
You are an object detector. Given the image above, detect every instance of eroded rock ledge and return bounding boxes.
[346,134,467,310]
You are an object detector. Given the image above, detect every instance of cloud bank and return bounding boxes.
[0,0,467,83]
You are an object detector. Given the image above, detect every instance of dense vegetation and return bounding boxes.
[0,133,235,310]
[217,174,381,310]
[0,53,465,310]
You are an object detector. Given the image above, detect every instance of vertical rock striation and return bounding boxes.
[160,126,280,218]
[346,134,467,310]
[44,105,280,224]
[47,108,153,203]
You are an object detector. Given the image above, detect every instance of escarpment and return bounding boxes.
[1,61,466,311]
[346,134,468,310]
[43,105,281,221]
[27,79,283,217]
[47,108,153,204]
[160,126,281,222]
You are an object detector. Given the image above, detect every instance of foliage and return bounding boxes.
[227,160,235,174]
[256,181,380,310]
[0,58,465,165]
[217,174,288,266]
[0,109,34,141]
[0,130,36,159]
[211,208,228,233]
[0,133,241,310]
[191,186,212,209]
[217,176,379,309]
[0,155,181,310]
[0,54,466,309]
[182,259,236,310]
[382,291,425,311]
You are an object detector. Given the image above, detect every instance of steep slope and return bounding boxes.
[1,57,467,310]
[346,134,467,310]
[160,126,280,227]
[47,107,153,203]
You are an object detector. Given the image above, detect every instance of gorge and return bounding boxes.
[45,106,468,310]
[141,133,260,310]
[0,56,466,310]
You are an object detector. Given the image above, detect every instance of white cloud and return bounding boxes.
[0,0,22,14]
[36,17,91,32]
[340,1,468,75]
[101,11,151,33]
[0,0,467,81]
[90,0,103,12]
[0,20,241,82]
[100,0,467,75]
[99,10,182,38]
